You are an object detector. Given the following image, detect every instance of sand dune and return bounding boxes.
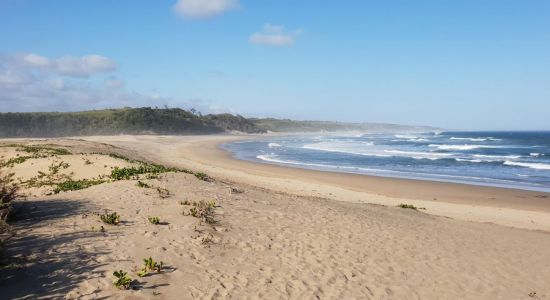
[1,136,549,299]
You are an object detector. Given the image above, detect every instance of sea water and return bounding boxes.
[222,131,550,192]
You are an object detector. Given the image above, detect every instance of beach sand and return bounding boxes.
[1,135,550,299]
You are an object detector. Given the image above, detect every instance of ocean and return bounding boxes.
[222,131,550,192]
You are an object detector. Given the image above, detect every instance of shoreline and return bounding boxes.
[83,135,550,231]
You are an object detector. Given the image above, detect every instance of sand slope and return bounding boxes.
[0,137,549,299]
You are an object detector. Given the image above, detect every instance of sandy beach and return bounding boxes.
[1,135,550,299]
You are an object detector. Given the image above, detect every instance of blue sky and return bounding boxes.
[0,0,549,130]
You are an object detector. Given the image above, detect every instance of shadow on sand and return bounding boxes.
[0,199,109,299]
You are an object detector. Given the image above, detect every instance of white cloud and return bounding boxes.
[16,53,117,77]
[173,0,239,19]
[54,55,117,77]
[0,53,150,111]
[0,53,222,113]
[249,23,302,47]
[23,53,50,67]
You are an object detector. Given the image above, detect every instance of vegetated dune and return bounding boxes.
[0,138,548,299]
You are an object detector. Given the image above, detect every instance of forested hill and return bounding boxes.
[0,107,437,138]
[0,107,265,138]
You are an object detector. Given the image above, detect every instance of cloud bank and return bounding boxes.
[0,53,157,112]
[249,24,302,47]
[173,0,239,19]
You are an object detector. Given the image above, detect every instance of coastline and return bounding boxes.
[3,135,550,299]
[84,134,550,231]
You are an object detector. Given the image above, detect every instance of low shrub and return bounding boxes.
[113,270,133,289]
[137,257,163,277]
[148,216,160,225]
[183,200,217,224]
[397,204,418,210]
[101,211,121,225]
[194,172,212,182]
[54,179,105,194]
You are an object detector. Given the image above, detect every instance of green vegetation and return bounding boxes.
[137,257,163,277]
[397,204,418,210]
[0,156,32,168]
[100,212,121,225]
[0,107,266,138]
[1,171,19,216]
[0,107,439,138]
[183,200,217,224]
[136,180,151,188]
[53,179,105,194]
[148,216,160,225]
[113,270,133,289]
[194,172,212,182]
[111,164,182,180]
[0,144,71,168]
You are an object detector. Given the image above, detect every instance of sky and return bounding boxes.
[0,0,549,130]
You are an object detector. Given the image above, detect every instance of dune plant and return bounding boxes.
[101,211,121,225]
[137,257,163,277]
[194,172,212,182]
[136,180,151,188]
[54,179,105,194]
[113,270,133,289]
[148,216,160,225]
[183,200,217,224]
[397,204,418,210]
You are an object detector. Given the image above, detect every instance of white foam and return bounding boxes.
[429,144,505,151]
[268,142,282,148]
[530,153,544,157]
[449,137,501,142]
[504,161,550,170]
[383,150,451,160]
[455,158,483,163]
[302,142,385,157]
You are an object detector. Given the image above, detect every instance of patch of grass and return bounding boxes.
[100,211,121,225]
[194,172,213,182]
[183,200,217,224]
[53,179,105,194]
[113,270,133,289]
[0,156,32,168]
[397,204,418,210]
[3,144,71,156]
[136,180,151,188]
[110,164,182,180]
[179,200,191,206]
[148,216,160,225]
[156,187,170,198]
[137,257,163,277]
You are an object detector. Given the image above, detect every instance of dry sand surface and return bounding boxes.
[0,136,549,299]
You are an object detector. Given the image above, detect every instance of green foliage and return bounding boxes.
[0,156,32,168]
[397,204,418,210]
[113,270,133,289]
[2,144,72,155]
[148,216,160,225]
[184,200,217,224]
[100,212,121,225]
[194,172,212,182]
[137,257,163,277]
[111,164,181,180]
[0,107,267,138]
[136,180,151,188]
[53,179,105,194]
[0,172,19,213]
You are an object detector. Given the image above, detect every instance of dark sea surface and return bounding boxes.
[222,131,550,192]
